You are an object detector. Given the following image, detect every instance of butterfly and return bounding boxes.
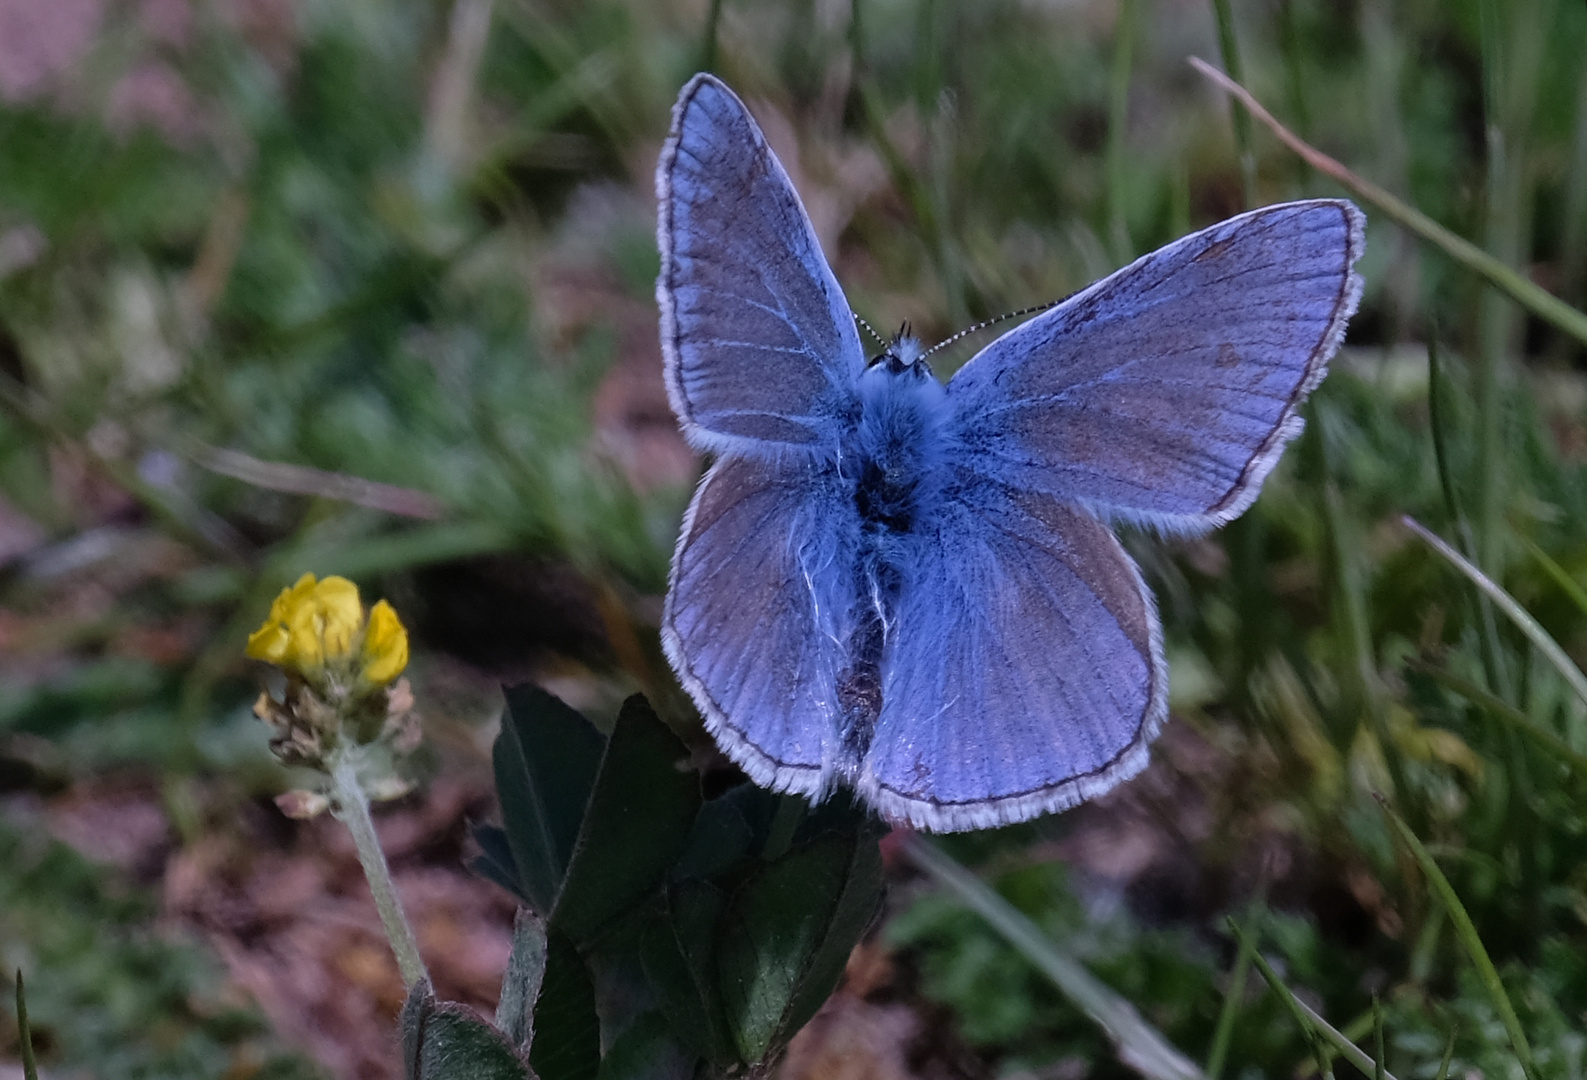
[656,73,1364,832]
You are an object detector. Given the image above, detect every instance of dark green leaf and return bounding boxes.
[552,696,702,946]
[777,828,884,1043]
[494,685,606,914]
[715,830,884,1063]
[401,980,532,1080]
[641,879,736,1065]
[595,1011,696,1080]
[497,909,548,1053]
[470,823,528,904]
[529,929,601,1080]
[672,796,753,881]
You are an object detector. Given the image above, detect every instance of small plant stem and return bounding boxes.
[331,754,430,988]
[15,970,37,1080]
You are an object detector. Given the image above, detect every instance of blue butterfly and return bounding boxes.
[656,74,1364,832]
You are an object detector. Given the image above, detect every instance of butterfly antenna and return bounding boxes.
[919,300,1061,361]
[854,313,887,349]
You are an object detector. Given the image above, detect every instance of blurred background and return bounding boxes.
[2,0,1586,1077]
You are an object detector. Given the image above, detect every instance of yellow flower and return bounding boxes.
[361,600,410,687]
[246,573,409,690]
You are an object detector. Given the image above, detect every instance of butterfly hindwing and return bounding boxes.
[663,455,859,798]
[858,475,1166,832]
[657,74,865,456]
[947,201,1365,532]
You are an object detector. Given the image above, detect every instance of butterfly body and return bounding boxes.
[834,347,953,759]
[657,74,1365,832]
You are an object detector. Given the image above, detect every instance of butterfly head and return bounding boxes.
[868,323,930,378]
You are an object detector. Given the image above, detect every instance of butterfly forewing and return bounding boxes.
[657,74,865,456]
[858,480,1166,831]
[947,201,1364,532]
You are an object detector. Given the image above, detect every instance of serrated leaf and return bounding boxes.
[529,929,601,1080]
[552,696,702,947]
[714,829,884,1063]
[497,908,548,1052]
[494,684,606,913]
[641,879,736,1065]
[401,979,532,1080]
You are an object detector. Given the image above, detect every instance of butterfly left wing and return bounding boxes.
[658,74,866,457]
[946,200,1364,532]
[857,477,1166,832]
[664,455,859,798]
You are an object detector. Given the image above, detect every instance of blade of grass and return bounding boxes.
[1521,536,1587,619]
[700,0,724,71]
[1106,0,1139,260]
[15,970,37,1080]
[1378,798,1538,1080]
[1428,339,1511,696]
[1426,336,1463,534]
[1209,0,1255,205]
[899,834,1206,1080]
[1233,922,1395,1080]
[1206,895,1264,1080]
[1427,337,1512,697]
[1235,926,1334,1079]
[1372,995,1385,1080]
[1435,1030,1457,1080]
[1403,515,1587,709]
[1188,58,1587,350]
[1409,660,1587,779]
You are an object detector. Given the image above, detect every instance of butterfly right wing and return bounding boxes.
[657,74,866,457]
[664,455,858,797]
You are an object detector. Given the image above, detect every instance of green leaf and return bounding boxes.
[401,980,533,1080]
[552,696,702,947]
[641,879,736,1066]
[493,684,606,913]
[671,792,753,881]
[497,909,548,1053]
[528,929,601,1080]
[470,823,529,904]
[714,829,884,1063]
[595,1011,695,1080]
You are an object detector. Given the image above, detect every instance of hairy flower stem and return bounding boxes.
[331,754,429,988]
